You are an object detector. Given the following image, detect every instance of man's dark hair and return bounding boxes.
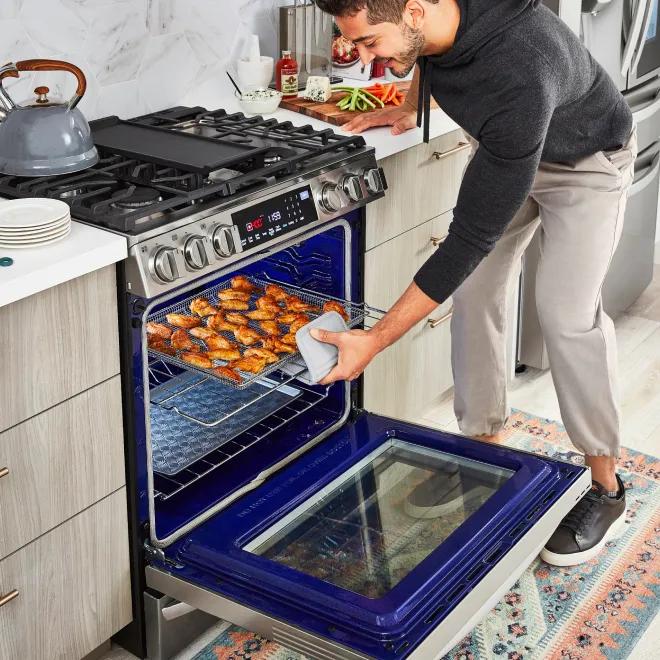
[315,0,438,24]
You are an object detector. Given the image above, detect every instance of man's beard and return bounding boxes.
[388,23,425,78]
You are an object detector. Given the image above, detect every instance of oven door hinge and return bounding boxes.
[143,541,183,570]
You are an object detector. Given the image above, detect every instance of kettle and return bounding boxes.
[0,59,99,176]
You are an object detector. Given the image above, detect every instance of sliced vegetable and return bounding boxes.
[332,83,405,112]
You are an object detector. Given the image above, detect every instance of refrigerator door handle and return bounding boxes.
[622,0,651,75]
[631,0,655,74]
[631,147,660,195]
[630,87,660,123]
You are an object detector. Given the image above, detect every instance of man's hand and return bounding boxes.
[310,327,382,385]
[341,102,418,136]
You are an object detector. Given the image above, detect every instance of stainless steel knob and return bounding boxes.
[341,174,363,203]
[363,168,384,194]
[319,182,343,213]
[183,234,208,270]
[150,246,180,283]
[211,225,236,258]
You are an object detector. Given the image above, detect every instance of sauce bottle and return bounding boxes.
[276,50,299,98]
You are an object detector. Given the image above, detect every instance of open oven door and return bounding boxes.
[145,412,590,659]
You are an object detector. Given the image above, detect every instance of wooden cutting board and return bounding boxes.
[278,80,437,126]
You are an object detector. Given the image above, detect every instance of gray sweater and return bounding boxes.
[413,0,633,303]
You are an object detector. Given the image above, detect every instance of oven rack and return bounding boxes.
[152,377,330,501]
[147,276,382,390]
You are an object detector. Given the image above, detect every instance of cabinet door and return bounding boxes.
[0,376,125,559]
[0,265,120,433]
[0,489,131,660]
[363,214,455,421]
[365,130,471,250]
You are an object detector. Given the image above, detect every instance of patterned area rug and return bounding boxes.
[191,411,660,660]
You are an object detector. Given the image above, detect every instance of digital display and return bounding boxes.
[232,186,318,249]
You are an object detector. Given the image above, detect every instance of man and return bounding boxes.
[313,0,635,567]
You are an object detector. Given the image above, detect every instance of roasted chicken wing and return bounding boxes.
[180,351,212,369]
[147,334,176,356]
[170,329,201,352]
[228,356,268,374]
[244,347,279,364]
[190,327,219,340]
[189,297,217,317]
[278,311,308,325]
[205,334,237,351]
[224,312,249,326]
[256,294,280,309]
[207,348,241,362]
[323,300,349,322]
[146,322,172,339]
[265,284,287,301]
[280,333,297,347]
[207,314,240,333]
[261,336,297,354]
[234,325,262,346]
[289,316,309,334]
[218,289,251,302]
[231,275,259,293]
[166,313,202,329]
[284,295,316,313]
[219,299,250,311]
[212,365,242,384]
[245,309,276,321]
[259,320,281,336]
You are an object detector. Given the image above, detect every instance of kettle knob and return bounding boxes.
[34,86,50,104]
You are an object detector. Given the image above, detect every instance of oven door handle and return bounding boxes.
[622,0,650,76]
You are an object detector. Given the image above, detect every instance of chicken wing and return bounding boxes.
[280,332,298,347]
[289,316,309,334]
[207,348,242,362]
[231,275,259,293]
[166,313,202,329]
[256,294,280,309]
[189,297,217,317]
[323,300,349,322]
[218,289,251,302]
[224,312,250,326]
[234,325,262,346]
[181,351,213,369]
[278,311,308,325]
[147,334,176,356]
[205,335,237,351]
[244,347,280,364]
[146,322,172,339]
[212,365,242,384]
[245,309,276,321]
[190,326,219,340]
[228,356,268,374]
[207,313,240,333]
[265,284,288,301]
[284,295,316,313]
[261,336,297,354]
[170,329,201,352]
[219,299,250,311]
[259,320,281,336]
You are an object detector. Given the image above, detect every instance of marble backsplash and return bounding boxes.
[0,0,286,120]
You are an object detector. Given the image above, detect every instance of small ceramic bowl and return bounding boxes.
[236,89,283,115]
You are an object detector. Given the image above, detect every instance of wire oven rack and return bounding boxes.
[147,276,378,390]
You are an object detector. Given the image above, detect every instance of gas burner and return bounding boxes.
[111,186,162,209]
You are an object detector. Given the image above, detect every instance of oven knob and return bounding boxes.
[341,174,364,203]
[183,234,208,270]
[211,225,236,258]
[319,182,343,213]
[150,246,180,283]
[363,167,384,194]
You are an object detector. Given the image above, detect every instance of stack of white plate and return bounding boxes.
[0,198,72,249]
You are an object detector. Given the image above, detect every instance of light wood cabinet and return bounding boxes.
[0,376,125,559]
[365,129,470,250]
[0,489,132,660]
[363,213,455,422]
[0,265,120,433]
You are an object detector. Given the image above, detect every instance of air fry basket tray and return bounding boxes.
[146,277,374,390]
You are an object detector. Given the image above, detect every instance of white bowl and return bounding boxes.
[237,56,274,91]
[236,90,283,115]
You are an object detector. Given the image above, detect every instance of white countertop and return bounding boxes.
[0,218,127,308]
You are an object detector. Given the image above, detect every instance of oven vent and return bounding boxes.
[272,624,367,660]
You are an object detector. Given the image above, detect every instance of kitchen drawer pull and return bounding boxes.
[432,142,471,161]
[0,589,19,608]
[430,234,448,247]
[427,307,454,328]
[0,466,8,479]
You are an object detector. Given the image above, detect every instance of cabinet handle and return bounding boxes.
[430,234,448,247]
[0,590,19,608]
[432,141,471,161]
[427,307,454,328]
[0,467,8,479]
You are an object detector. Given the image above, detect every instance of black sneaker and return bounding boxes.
[540,475,627,567]
[404,468,492,519]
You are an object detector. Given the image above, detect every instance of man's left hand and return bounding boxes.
[309,328,382,385]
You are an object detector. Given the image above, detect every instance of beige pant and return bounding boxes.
[451,130,637,458]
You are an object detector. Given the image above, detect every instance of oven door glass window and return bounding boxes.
[638,0,660,79]
[244,439,513,599]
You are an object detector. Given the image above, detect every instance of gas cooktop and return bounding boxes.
[0,106,370,237]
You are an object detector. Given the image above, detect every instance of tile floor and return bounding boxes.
[103,267,660,660]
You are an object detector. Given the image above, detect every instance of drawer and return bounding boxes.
[0,376,125,559]
[0,265,120,433]
[0,488,131,660]
[365,129,470,250]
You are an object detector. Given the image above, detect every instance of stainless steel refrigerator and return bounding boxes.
[519,0,660,370]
